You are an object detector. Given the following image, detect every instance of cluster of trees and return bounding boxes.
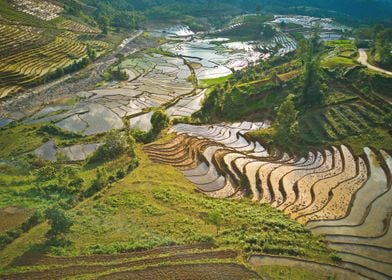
[89,130,136,164]
[370,26,392,68]
[355,24,392,68]
[36,164,85,195]
[110,67,129,81]
[45,207,73,243]
[63,0,144,34]
[295,30,326,107]
[63,0,392,25]
[104,54,129,82]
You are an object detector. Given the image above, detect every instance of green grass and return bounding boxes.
[0,123,46,158]
[321,40,358,70]
[0,223,49,268]
[321,56,357,69]
[199,75,232,88]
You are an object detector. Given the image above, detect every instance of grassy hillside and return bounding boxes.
[0,140,336,278]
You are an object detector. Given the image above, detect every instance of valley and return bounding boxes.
[0,1,391,279]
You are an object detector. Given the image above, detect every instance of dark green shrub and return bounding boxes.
[128,157,139,172]
[45,207,74,238]
[116,169,126,179]
[331,253,343,263]
[151,109,170,136]
[89,131,136,163]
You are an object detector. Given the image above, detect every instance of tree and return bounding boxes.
[310,23,321,53]
[89,130,130,163]
[296,39,311,63]
[300,58,325,106]
[87,46,97,61]
[151,109,170,135]
[111,67,129,81]
[115,53,125,63]
[275,95,297,130]
[55,67,64,78]
[36,165,57,182]
[45,207,73,238]
[97,16,109,34]
[372,28,392,67]
[274,95,298,143]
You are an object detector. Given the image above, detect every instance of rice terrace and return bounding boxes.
[0,0,391,279]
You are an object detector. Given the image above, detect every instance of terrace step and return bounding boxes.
[277,151,326,211]
[294,146,357,223]
[339,253,392,280]
[268,154,314,208]
[302,157,368,224]
[329,243,392,264]
[284,147,339,216]
[310,148,390,232]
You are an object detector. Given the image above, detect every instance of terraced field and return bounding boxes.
[22,53,196,136]
[0,0,112,98]
[2,244,259,279]
[144,122,392,280]
[299,90,391,147]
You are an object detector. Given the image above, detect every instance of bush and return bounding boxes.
[128,157,139,172]
[89,131,135,163]
[36,165,57,182]
[331,253,343,263]
[131,129,153,143]
[38,124,81,138]
[21,210,43,232]
[116,169,126,179]
[45,207,74,238]
[0,234,13,249]
[151,109,170,136]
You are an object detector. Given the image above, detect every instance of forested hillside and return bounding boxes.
[62,0,392,23]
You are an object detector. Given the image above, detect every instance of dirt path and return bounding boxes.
[357,49,392,76]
